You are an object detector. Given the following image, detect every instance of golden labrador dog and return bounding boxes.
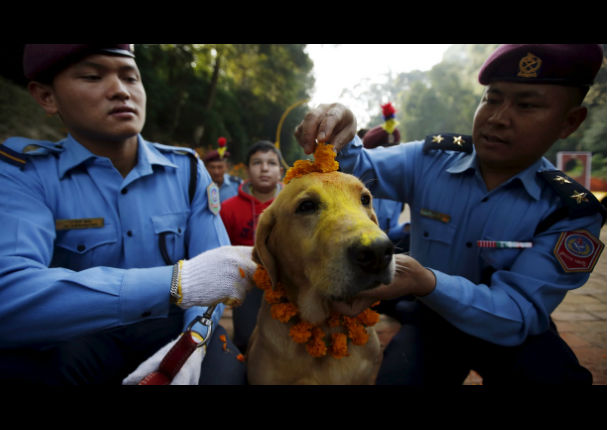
[246,170,395,384]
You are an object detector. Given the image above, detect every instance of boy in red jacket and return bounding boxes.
[220,140,284,352]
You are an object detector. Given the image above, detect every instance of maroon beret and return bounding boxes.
[362,125,401,149]
[203,149,230,163]
[23,44,135,81]
[479,44,604,87]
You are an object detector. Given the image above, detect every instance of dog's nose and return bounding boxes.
[348,237,394,274]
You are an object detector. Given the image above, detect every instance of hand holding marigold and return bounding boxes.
[294,103,357,154]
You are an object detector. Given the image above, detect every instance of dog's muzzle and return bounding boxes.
[347,237,394,276]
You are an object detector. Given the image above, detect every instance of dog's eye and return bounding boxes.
[295,199,318,214]
[361,194,371,207]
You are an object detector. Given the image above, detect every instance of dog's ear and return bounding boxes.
[253,208,279,288]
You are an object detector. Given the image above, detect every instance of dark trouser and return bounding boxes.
[232,287,264,353]
[376,300,592,386]
[0,306,246,385]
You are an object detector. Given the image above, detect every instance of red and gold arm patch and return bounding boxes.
[553,230,604,273]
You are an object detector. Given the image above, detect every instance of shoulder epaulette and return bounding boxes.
[0,137,64,168]
[422,133,473,154]
[538,170,606,227]
[152,142,198,158]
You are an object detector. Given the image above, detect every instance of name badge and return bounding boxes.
[420,208,451,223]
[55,218,104,230]
[207,183,221,215]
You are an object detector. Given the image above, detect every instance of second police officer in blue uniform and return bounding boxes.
[295,44,606,385]
[0,45,256,384]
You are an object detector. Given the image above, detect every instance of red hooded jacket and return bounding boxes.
[219,181,282,246]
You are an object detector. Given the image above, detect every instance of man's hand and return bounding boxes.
[331,254,437,316]
[294,103,357,154]
[177,246,256,308]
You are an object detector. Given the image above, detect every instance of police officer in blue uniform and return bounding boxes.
[295,44,606,385]
[361,120,410,254]
[0,45,256,384]
[203,148,242,202]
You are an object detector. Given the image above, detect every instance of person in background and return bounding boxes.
[294,44,606,385]
[361,102,410,254]
[220,140,284,352]
[0,44,255,385]
[203,137,242,203]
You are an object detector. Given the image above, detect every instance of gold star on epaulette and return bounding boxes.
[554,176,572,184]
[432,135,444,143]
[453,136,464,146]
[571,191,589,204]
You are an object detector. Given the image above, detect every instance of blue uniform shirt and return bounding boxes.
[373,197,407,242]
[338,135,603,346]
[0,134,229,348]
[219,173,241,202]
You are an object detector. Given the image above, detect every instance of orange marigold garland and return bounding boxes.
[252,265,380,359]
[283,142,339,184]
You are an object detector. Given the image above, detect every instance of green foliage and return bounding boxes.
[135,44,313,166]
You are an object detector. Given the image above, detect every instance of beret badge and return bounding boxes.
[517,52,542,79]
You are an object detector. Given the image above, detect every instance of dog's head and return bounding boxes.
[253,171,394,323]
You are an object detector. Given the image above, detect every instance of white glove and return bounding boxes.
[176,245,256,309]
[122,333,205,385]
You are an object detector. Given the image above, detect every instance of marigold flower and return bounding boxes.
[283,142,339,184]
[236,354,245,362]
[289,321,314,344]
[253,265,272,290]
[306,327,327,357]
[329,333,349,359]
[356,308,380,326]
[264,287,286,304]
[271,302,298,323]
[219,334,227,343]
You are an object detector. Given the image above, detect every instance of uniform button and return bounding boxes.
[423,232,429,237]
[141,311,151,318]
[77,244,86,252]
[127,230,133,237]
[121,188,128,194]
[481,197,489,202]
[466,242,473,248]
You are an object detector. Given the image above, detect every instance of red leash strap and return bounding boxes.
[138,331,200,385]
[137,306,216,385]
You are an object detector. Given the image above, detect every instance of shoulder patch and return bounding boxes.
[553,229,604,273]
[423,133,473,154]
[538,170,606,225]
[207,182,221,215]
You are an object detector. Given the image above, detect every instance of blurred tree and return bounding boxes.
[135,44,313,167]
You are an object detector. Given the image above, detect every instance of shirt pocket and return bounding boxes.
[478,235,522,271]
[52,226,118,270]
[418,216,457,247]
[151,212,188,264]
